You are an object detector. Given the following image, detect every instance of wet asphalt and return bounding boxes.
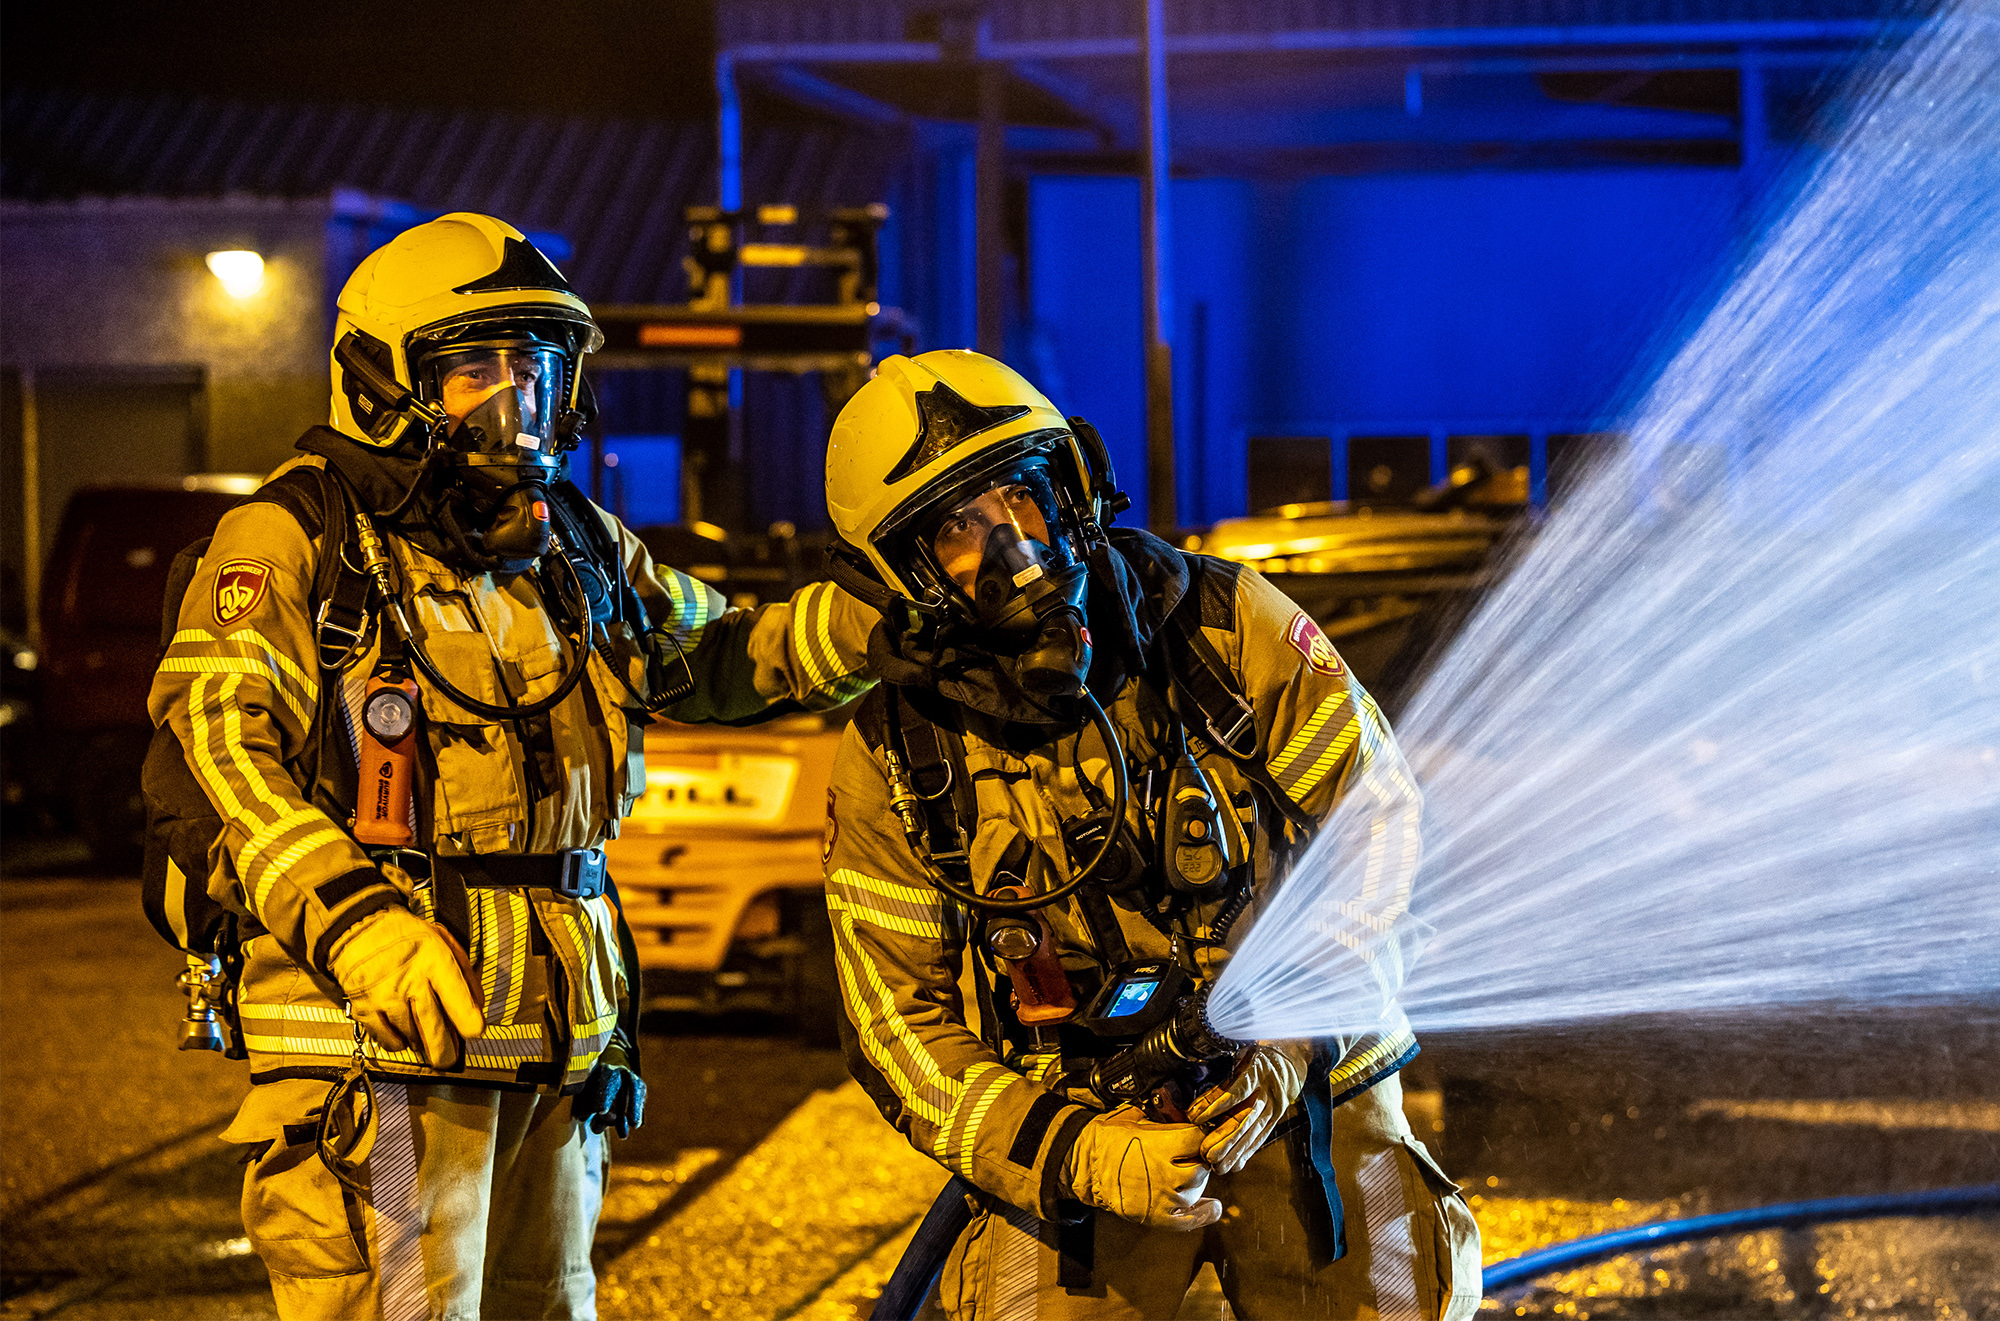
[2,876,1995,1321]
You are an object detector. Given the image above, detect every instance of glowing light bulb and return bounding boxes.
[205,250,265,298]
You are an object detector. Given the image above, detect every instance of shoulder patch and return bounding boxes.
[1287,611,1345,677]
[214,559,273,624]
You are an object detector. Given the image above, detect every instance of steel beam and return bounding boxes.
[756,65,908,125]
[1009,60,1137,146]
[723,19,1899,67]
[1140,0,1176,534]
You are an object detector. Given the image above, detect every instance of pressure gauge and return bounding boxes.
[363,687,416,742]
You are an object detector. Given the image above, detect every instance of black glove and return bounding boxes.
[576,1033,646,1138]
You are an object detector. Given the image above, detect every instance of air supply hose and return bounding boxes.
[354,513,597,721]
[889,689,1131,915]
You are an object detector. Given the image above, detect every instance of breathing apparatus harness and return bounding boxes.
[328,332,697,722]
[852,515,1323,1118]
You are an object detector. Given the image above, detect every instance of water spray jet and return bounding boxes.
[1208,0,2000,1045]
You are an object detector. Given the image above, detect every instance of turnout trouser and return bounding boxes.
[223,1078,606,1321]
[937,1074,1484,1321]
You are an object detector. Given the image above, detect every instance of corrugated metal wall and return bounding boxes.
[1,88,904,306]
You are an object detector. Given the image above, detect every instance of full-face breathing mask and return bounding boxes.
[427,341,576,570]
[970,524,1093,697]
[922,462,1095,699]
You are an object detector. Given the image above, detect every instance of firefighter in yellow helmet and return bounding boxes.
[146,213,875,1320]
[820,351,1481,1320]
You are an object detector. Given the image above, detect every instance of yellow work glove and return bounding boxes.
[1062,1108,1223,1231]
[329,907,485,1070]
[1187,1041,1313,1174]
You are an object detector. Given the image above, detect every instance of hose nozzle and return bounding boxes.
[1089,986,1245,1109]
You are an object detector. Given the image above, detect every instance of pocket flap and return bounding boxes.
[414,630,506,726]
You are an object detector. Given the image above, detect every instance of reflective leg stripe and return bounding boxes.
[367,1082,428,1321]
[1357,1147,1423,1321]
[987,1204,1043,1321]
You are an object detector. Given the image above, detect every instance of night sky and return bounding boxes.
[3,0,719,121]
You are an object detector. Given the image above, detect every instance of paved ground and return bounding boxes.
[3,877,1996,1320]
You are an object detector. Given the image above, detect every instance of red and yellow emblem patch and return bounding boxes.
[213,559,272,624]
[1287,611,1345,677]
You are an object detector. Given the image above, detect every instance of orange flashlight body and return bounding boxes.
[354,675,420,847]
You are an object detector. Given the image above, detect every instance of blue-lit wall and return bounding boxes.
[1026,168,1744,527]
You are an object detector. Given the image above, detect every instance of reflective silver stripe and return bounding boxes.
[1358,1146,1422,1321]
[367,1082,428,1321]
[988,1203,1043,1321]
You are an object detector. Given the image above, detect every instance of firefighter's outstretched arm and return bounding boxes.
[599,509,877,722]
[146,500,476,1054]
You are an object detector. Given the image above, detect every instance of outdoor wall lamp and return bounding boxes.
[205,249,265,298]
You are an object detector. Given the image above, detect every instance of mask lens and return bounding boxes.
[926,466,1072,596]
[430,345,566,453]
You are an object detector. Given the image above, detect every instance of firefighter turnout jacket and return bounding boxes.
[149,452,875,1091]
[823,532,1423,1221]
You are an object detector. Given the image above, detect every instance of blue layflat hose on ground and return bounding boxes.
[1483,1183,2000,1293]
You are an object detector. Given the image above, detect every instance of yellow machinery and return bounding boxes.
[602,712,847,1042]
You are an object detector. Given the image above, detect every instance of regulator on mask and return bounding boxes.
[924,461,1094,698]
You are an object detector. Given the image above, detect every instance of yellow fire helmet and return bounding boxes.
[328,212,603,450]
[825,350,1126,606]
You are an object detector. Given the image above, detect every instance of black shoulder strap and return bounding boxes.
[548,479,647,628]
[249,464,372,672]
[854,686,978,877]
[1159,567,1319,838]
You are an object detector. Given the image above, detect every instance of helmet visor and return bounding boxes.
[424,344,568,455]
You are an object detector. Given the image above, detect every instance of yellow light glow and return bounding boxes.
[205,250,265,298]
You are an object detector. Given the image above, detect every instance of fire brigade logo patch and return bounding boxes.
[1287,611,1345,677]
[213,560,272,624]
[822,789,839,864]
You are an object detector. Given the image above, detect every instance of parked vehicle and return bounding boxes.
[601,712,847,1043]
[1191,457,1529,711]
[38,479,252,866]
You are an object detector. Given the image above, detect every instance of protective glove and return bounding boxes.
[1187,1040,1313,1175]
[1062,1107,1222,1231]
[329,906,484,1070]
[576,1032,647,1138]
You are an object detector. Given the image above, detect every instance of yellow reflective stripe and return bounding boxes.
[252,828,351,911]
[1267,690,1348,780]
[185,674,251,824]
[829,868,939,910]
[827,868,945,940]
[217,674,291,824]
[238,1002,348,1022]
[171,628,215,645]
[504,893,529,1023]
[223,628,319,705]
[242,1034,356,1055]
[791,582,833,691]
[827,894,959,1128]
[234,806,324,881]
[1286,710,1364,802]
[837,899,943,941]
[939,1062,1012,1179]
[813,582,867,691]
[157,657,310,724]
